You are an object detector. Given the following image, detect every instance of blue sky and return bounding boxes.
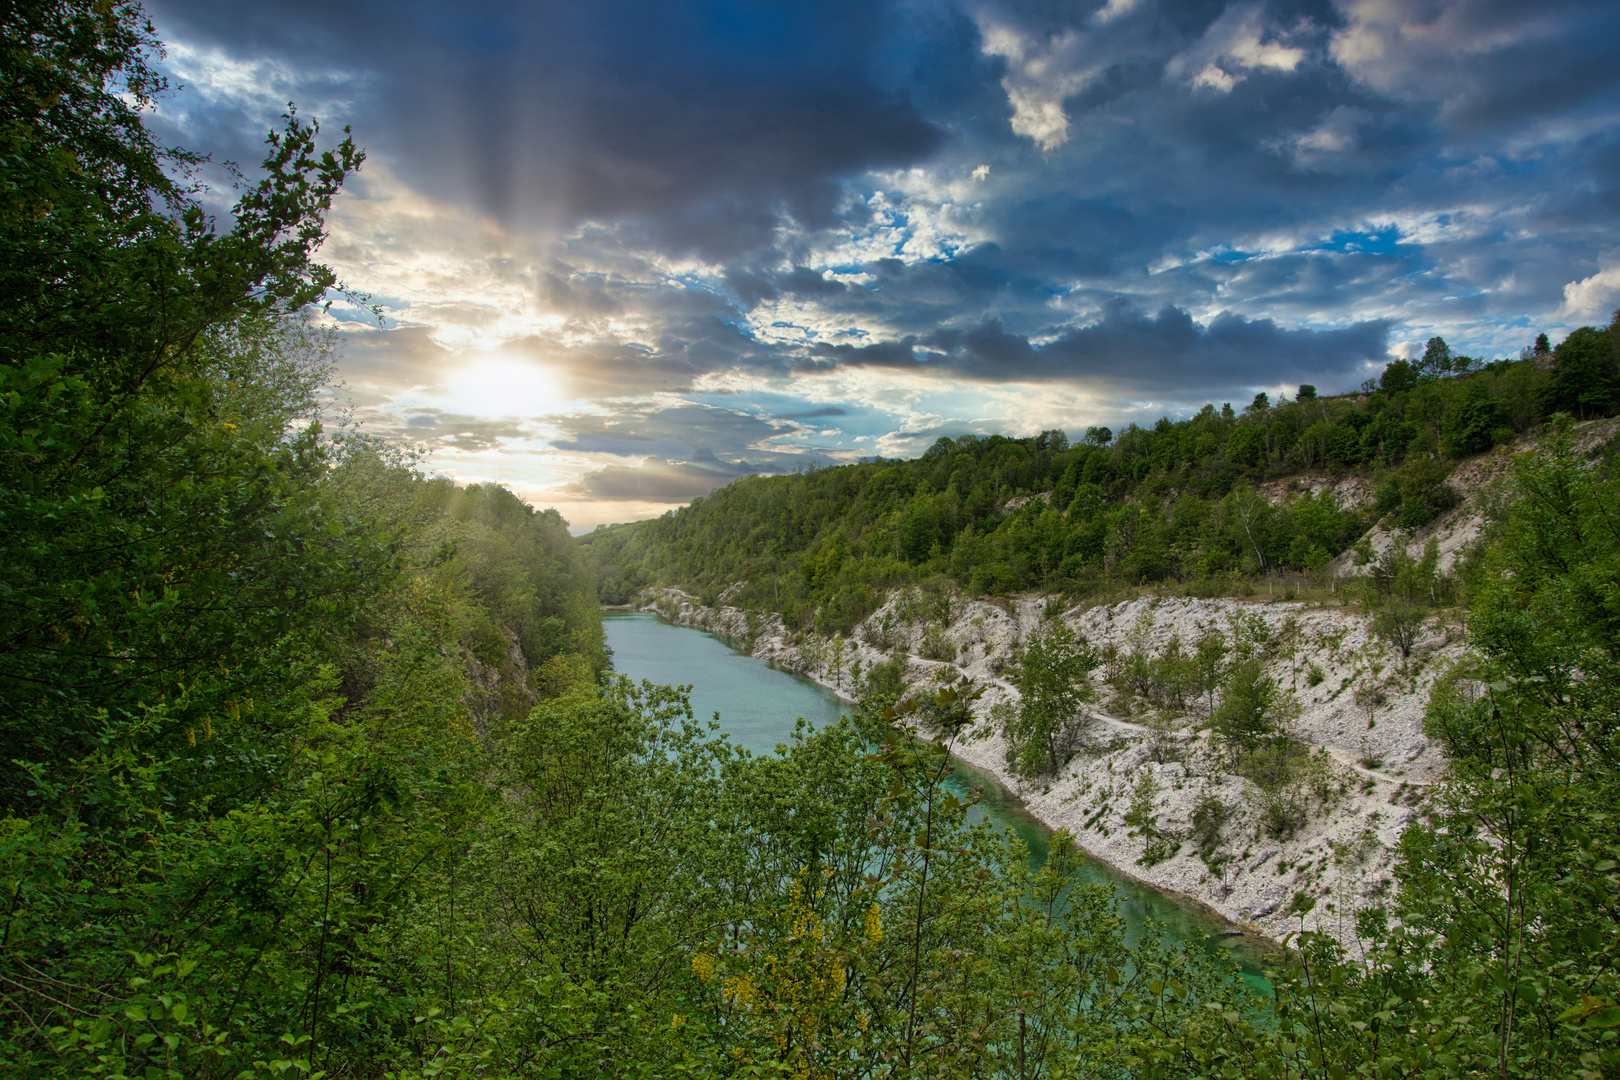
[145,0,1620,530]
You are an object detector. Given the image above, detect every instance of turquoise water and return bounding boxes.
[603,610,1267,978]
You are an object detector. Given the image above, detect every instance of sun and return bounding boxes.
[440,352,566,419]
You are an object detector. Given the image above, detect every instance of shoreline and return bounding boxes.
[608,600,1285,956]
[621,583,1452,951]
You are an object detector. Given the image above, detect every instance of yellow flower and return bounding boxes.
[722,974,755,1008]
[864,902,883,944]
[691,953,716,982]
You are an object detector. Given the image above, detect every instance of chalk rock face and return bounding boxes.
[637,584,1457,949]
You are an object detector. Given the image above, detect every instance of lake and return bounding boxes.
[602,609,1267,980]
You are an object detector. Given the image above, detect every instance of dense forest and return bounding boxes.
[4,3,1618,1078]
[581,322,1620,635]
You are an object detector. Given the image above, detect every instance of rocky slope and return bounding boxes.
[1327,415,1620,575]
[636,584,1461,952]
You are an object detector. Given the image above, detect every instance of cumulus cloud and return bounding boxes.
[1270,106,1375,170]
[1562,252,1620,320]
[547,402,789,461]
[976,13,1110,150]
[806,302,1391,396]
[148,0,946,256]
[1329,0,1620,132]
[566,455,786,502]
[1091,0,1144,26]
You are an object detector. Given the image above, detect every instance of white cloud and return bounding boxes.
[1191,64,1238,93]
[1169,4,1306,94]
[976,14,1111,150]
[1562,253,1620,320]
[1091,0,1145,25]
[155,38,367,133]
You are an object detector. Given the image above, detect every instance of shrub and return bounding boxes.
[1374,601,1429,659]
[1001,620,1100,778]
[919,624,957,662]
[1190,795,1229,856]
[1211,660,1299,760]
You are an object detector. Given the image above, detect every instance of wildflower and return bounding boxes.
[723,974,755,1008]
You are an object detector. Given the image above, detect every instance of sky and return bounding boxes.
[144,0,1620,531]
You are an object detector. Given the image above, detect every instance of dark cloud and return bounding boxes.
[144,0,1620,520]
[776,406,847,420]
[151,0,1620,344]
[147,0,947,256]
[1323,0,1620,135]
[806,303,1390,395]
[548,403,789,464]
[567,456,782,502]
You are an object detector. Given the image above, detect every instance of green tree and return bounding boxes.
[1442,380,1511,456]
[1419,335,1452,378]
[1210,658,1297,762]
[1373,599,1429,660]
[1001,620,1100,778]
[1380,359,1419,393]
[1193,630,1231,716]
[1537,325,1619,420]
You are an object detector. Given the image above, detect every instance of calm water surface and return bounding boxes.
[603,610,1267,980]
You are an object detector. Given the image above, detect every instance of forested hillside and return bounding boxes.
[582,325,1620,634]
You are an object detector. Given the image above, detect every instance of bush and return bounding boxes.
[1374,601,1429,659]
[857,653,908,714]
[1001,620,1100,778]
[919,624,957,662]
[1395,456,1460,528]
[1190,794,1229,856]
[1211,659,1299,760]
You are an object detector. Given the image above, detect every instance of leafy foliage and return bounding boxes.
[1000,619,1101,778]
[11,6,1620,1077]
